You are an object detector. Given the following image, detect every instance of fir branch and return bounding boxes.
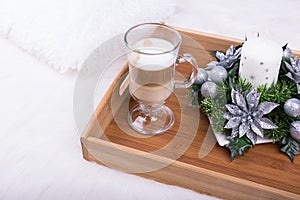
[227,61,240,78]
[258,76,297,104]
[201,97,226,133]
[264,111,289,142]
[223,76,252,99]
[200,84,227,133]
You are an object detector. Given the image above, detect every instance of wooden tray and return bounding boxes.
[81,27,300,200]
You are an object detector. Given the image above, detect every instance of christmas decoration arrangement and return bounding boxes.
[191,37,300,162]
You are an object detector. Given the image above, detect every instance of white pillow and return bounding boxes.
[0,0,175,72]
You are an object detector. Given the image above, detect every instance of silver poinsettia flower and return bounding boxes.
[207,45,242,69]
[224,89,279,145]
[285,56,300,93]
[285,56,300,79]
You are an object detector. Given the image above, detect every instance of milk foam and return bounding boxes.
[129,38,175,71]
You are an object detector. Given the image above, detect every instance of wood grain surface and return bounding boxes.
[81,27,300,200]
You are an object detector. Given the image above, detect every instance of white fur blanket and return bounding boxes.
[0,0,175,72]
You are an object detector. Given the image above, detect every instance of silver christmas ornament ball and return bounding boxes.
[290,121,300,140]
[208,66,228,84]
[195,68,208,85]
[284,98,300,117]
[201,81,217,98]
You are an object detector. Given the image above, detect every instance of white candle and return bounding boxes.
[239,37,283,88]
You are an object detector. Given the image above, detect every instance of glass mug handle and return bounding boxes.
[174,53,198,88]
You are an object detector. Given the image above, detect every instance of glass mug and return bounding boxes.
[124,23,198,135]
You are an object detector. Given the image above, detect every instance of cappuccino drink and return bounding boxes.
[128,38,176,105]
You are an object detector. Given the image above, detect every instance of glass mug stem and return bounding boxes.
[124,23,198,135]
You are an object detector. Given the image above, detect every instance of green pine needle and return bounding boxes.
[258,76,297,104]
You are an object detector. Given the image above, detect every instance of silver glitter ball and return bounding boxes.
[195,68,208,85]
[290,121,300,140]
[208,66,228,84]
[201,81,217,98]
[284,98,300,117]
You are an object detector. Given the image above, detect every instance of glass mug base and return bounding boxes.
[127,104,174,135]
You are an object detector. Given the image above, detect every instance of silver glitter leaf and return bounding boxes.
[239,122,250,138]
[291,56,300,68]
[258,102,279,115]
[285,61,296,73]
[234,47,242,57]
[256,110,264,118]
[286,72,295,81]
[226,127,239,140]
[246,89,260,112]
[217,60,230,68]
[285,64,294,75]
[250,120,264,138]
[224,116,242,129]
[247,131,257,145]
[223,113,233,120]
[216,51,225,61]
[230,127,239,139]
[225,104,244,115]
[257,118,278,129]
[226,45,234,56]
[283,47,292,59]
[231,90,247,112]
[293,73,300,83]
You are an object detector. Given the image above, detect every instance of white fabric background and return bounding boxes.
[1,0,300,199]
